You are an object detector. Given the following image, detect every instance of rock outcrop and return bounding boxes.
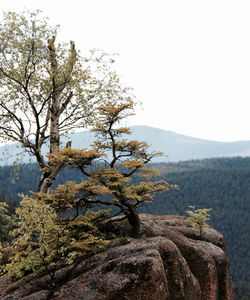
[0,214,233,300]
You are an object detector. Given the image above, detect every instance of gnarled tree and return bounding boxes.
[48,100,177,237]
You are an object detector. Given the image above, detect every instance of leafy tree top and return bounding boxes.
[0,10,134,193]
[186,205,212,237]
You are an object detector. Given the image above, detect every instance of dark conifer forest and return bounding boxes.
[0,156,249,299]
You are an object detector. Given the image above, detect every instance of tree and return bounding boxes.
[185,205,212,237]
[0,11,176,282]
[4,194,108,284]
[47,100,177,237]
[0,10,133,194]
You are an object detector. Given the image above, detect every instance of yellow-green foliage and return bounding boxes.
[4,195,108,280]
[186,205,212,236]
[0,202,13,245]
[46,148,103,169]
[0,203,15,276]
[32,180,109,211]
[47,100,178,237]
[0,244,4,266]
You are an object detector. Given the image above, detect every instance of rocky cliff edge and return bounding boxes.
[0,214,233,300]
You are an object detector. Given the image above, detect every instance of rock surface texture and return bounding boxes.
[0,214,233,300]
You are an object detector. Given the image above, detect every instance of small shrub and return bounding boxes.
[4,195,108,285]
[185,205,212,237]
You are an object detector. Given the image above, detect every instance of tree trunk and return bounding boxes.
[118,195,141,238]
[50,114,60,154]
[38,163,63,194]
[127,207,141,238]
[38,112,61,194]
[37,37,77,195]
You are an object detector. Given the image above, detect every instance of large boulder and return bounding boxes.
[0,214,233,300]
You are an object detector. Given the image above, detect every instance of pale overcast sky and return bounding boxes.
[1,0,250,142]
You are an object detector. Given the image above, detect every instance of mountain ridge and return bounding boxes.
[1,125,250,165]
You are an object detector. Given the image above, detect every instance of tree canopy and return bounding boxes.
[0,10,133,193]
[46,100,176,237]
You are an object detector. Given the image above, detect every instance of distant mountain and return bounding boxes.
[129,126,250,162]
[1,125,250,165]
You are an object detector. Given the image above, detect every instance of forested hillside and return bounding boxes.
[1,156,249,299]
[145,157,250,299]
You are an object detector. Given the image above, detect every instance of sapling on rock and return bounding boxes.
[185,205,212,237]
